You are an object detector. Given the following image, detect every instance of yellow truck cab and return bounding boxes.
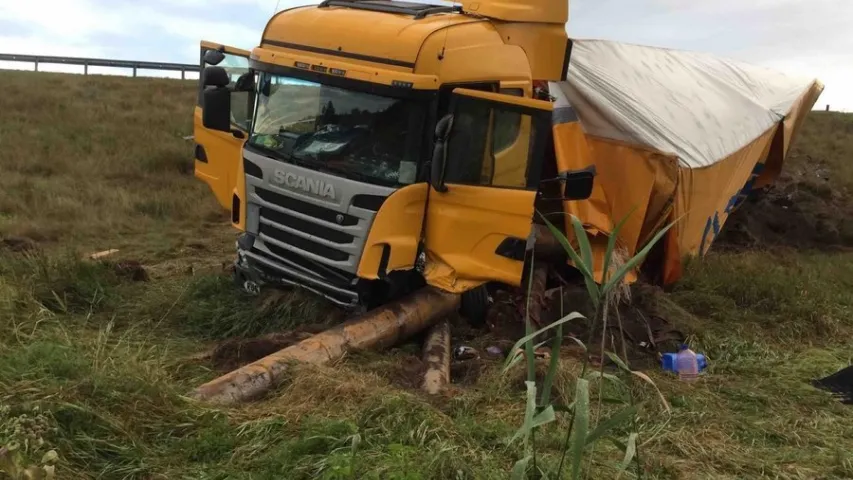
[193,0,593,318]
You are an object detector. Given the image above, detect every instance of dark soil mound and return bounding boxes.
[716,159,853,252]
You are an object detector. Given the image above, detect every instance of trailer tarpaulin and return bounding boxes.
[549,39,824,284]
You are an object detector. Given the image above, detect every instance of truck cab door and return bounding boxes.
[424,88,553,293]
[193,41,253,211]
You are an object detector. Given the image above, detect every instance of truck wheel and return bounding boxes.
[460,285,490,327]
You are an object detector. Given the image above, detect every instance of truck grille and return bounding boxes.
[242,152,397,287]
[256,188,358,226]
[251,183,369,277]
[260,207,354,245]
[258,223,349,262]
[255,242,355,285]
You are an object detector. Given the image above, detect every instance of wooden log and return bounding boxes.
[421,320,450,395]
[190,287,460,405]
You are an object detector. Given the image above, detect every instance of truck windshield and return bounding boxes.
[249,73,424,187]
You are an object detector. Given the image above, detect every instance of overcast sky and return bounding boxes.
[1,0,850,110]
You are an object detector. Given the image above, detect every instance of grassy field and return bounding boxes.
[1,70,852,479]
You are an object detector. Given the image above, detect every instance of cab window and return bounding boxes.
[492,88,524,153]
[198,49,252,131]
[444,94,539,189]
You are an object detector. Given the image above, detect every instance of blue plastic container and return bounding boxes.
[661,352,706,373]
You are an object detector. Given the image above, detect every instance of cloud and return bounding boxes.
[1,0,849,109]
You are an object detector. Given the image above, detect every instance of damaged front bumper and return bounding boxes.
[233,232,363,309]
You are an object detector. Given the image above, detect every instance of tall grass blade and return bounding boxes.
[532,406,556,429]
[603,217,681,295]
[539,322,563,406]
[584,405,639,447]
[505,340,549,372]
[600,206,638,284]
[615,433,639,479]
[584,370,621,385]
[604,351,631,372]
[569,215,595,279]
[569,378,590,480]
[604,352,671,412]
[564,335,588,353]
[524,256,537,383]
[509,381,539,445]
[511,455,532,480]
[537,212,600,303]
[630,371,671,413]
[502,313,586,373]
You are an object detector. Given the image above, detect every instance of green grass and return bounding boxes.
[1,71,852,478]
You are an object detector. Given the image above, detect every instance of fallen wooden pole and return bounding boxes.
[421,320,450,395]
[190,287,460,405]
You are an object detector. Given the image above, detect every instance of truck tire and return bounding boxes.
[460,285,490,327]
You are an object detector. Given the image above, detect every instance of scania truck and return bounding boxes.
[193,0,595,319]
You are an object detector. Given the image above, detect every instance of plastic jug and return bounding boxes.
[674,344,700,382]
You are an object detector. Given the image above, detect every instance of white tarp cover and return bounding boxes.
[553,39,820,168]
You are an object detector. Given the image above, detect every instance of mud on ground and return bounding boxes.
[716,157,853,252]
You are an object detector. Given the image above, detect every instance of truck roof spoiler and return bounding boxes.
[317,0,462,20]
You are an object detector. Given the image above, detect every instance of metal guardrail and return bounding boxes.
[0,53,199,79]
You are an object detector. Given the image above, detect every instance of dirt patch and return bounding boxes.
[484,283,685,370]
[716,163,853,252]
[1,235,38,253]
[113,261,149,282]
[387,354,427,390]
[209,327,326,372]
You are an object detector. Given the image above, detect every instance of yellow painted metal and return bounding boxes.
[190,287,460,405]
[493,23,568,81]
[200,40,251,57]
[262,5,477,73]
[422,89,553,292]
[423,185,536,292]
[461,0,569,23]
[357,183,428,280]
[193,106,246,212]
[250,47,439,90]
[415,22,533,85]
[193,41,251,213]
[451,87,554,109]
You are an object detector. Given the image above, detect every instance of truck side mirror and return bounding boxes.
[203,48,226,66]
[430,114,453,192]
[202,66,232,132]
[234,71,255,92]
[561,166,596,200]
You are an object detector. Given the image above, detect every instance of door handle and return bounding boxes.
[230,129,246,139]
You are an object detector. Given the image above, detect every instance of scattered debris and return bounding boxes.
[661,350,707,374]
[88,249,119,260]
[453,346,479,361]
[812,365,853,405]
[535,347,551,360]
[716,164,853,252]
[114,261,149,282]
[485,346,504,358]
[512,347,551,361]
[422,320,451,395]
[1,235,38,253]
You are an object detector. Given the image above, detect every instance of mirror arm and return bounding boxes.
[540,165,597,183]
